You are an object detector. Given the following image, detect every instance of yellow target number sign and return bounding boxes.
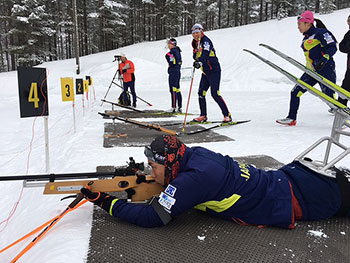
[61,78,75,101]
[83,80,89,93]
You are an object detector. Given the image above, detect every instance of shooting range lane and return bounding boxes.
[103,121,234,147]
[103,109,193,118]
[86,156,350,263]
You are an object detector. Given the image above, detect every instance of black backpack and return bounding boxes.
[118,91,131,106]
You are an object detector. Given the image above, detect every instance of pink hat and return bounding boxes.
[297,10,314,23]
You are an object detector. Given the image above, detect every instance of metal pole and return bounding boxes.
[44,116,50,173]
[72,0,80,74]
[73,101,76,133]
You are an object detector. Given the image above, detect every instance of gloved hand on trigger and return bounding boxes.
[193,61,202,69]
[314,54,329,71]
[81,187,117,211]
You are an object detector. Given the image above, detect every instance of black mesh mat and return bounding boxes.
[87,156,350,263]
[103,122,234,147]
[103,109,193,119]
[87,208,349,263]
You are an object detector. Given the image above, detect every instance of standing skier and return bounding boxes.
[338,15,350,107]
[119,54,137,107]
[165,38,182,113]
[191,23,231,123]
[277,10,337,126]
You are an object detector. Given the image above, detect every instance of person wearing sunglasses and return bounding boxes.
[80,135,349,229]
[190,23,232,123]
[276,10,337,126]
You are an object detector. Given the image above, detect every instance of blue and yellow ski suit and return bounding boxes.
[288,25,337,120]
[107,146,342,228]
[165,47,182,109]
[193,35,229,117]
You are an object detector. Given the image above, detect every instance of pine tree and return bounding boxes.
[320,0,336,14]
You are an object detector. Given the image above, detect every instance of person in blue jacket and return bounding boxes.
[165,38,182,113]
[277,10,337,126]
[338,14,350,107]
[81,135,349,229]
[191,23,232,123]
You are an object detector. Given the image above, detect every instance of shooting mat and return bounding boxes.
[87,155,350,263]
[103,109,194,119]
[103,121,235,147]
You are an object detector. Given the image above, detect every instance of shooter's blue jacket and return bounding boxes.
[165,47,182,74]
[193,35,220,74]
[108,147,342,228]
[301,25,337,73]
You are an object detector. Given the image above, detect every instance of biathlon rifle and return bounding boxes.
[98,112,179,136]
[0,157,164,202]
[0,158,164,261]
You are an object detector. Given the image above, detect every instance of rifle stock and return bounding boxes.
[1,157,164,202]
[44,175,164,202]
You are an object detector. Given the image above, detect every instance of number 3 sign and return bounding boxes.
[60,77,75,101]
[18,67,49,118]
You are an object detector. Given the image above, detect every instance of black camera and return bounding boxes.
[113,55,121,62]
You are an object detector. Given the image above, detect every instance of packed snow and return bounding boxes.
[1,9,350,262]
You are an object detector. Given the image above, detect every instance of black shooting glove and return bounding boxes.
[81,187,117,211]
[193,61,202,69]
[314,54,329,71]
[122,69,127,73]
[117,69,121,75]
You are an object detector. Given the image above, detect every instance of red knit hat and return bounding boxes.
[297,10,314,23]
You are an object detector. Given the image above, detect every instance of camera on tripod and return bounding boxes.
[113,55,122,62]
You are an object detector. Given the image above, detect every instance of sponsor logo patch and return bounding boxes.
[323,32,334,44]
[158,192,176,210]
[165,184,177,197]
[203,41,210,51]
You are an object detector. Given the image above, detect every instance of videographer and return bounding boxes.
[118,53,137,107]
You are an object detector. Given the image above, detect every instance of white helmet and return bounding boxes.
[191,23,203,33]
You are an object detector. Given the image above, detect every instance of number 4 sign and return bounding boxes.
[18,67,49,118]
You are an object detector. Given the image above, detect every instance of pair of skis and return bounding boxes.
[100,112,250,136]
[243,44,350,116]
[101,99,145,113]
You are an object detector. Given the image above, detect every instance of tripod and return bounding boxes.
[101,56,124,106]
[101,56,152,106]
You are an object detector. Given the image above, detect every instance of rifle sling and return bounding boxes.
[149,196,172,225]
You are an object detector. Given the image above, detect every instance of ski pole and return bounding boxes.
[0,198,86,255]
[10,196,87,263]
[113,83,153,106]
[0,218,51,254]
[182,67,196,132]
[135,94,153,106]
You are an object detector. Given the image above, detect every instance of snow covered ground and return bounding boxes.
[1,9,349,262]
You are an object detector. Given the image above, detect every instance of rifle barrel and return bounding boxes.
[0,172,117,182]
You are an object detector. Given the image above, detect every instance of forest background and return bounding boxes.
[0,0,349,72]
